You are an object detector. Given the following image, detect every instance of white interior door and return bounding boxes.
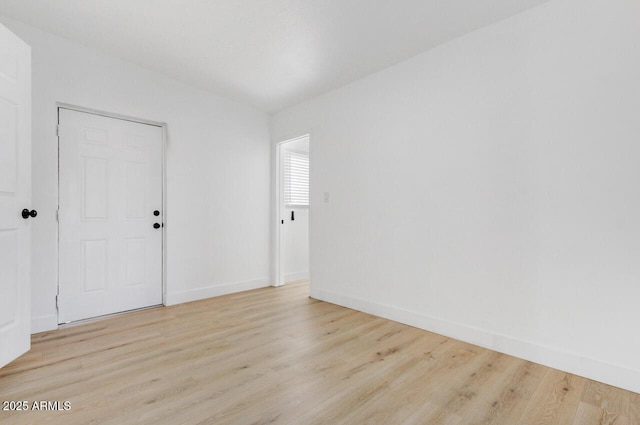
[0,23,31,368]
[58,109,163,323]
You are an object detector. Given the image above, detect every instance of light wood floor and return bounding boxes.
[0,282,638,425]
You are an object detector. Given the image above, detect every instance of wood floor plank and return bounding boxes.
[515,368,586,425]
[629,393,640,424]
[457,358,546,425]
[332,341,471,425]
[582,380,631,415]
[0,281,637,425]
[572,401,629,425]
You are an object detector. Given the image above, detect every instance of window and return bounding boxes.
[284,149,309,207]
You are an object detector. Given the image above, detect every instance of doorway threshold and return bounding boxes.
[58,304,164,329]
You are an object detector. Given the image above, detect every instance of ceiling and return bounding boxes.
[0,0,551,112]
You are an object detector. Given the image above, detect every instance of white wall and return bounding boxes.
[0,17,272,333]
[272,0,640,393]
[282,138,309,283]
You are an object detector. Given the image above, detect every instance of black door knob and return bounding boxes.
[153,223,161,229]
[22,209,37,219]
[153,210,160,216]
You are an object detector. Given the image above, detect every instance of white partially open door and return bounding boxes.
[0,23,31,368]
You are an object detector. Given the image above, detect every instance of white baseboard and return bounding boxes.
[30,279,271,334]
[310,287,640,394]
[166,278,271,306]
[31,314,58,334]
[284,271,309,283]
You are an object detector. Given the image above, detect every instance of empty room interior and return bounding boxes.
[1,0,639,423]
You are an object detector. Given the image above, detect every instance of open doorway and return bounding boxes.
[275,135,310,287]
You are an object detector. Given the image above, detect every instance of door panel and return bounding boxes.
[0,98,18,192]
[58,109,163,323]
[0,230,19,326]
[0,22,31,369]
[82,156,108,219]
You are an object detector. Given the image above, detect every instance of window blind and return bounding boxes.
[284,150,309,206]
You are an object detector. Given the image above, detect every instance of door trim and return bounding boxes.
[56,103,168,321]
[273,134,310,287]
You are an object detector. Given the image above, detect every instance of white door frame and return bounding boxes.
[56,103,168,318]
[273,134,310,287]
